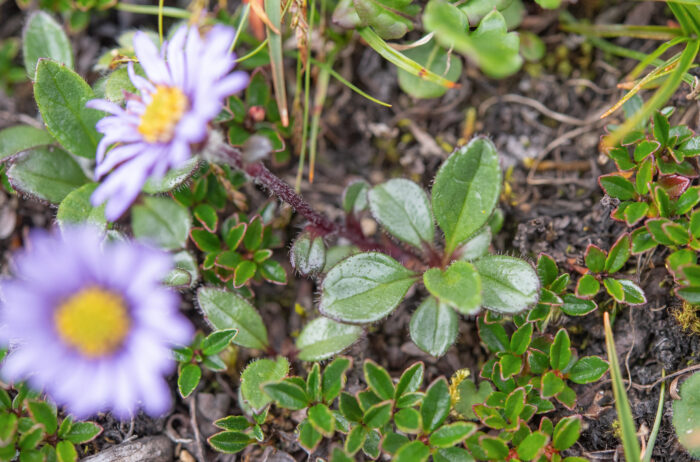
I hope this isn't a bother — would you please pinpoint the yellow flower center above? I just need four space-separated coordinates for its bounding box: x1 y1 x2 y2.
138 85 189 143
54 287 131 358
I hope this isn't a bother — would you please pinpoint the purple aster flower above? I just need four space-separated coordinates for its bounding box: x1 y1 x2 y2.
87 25 249 220
0 226 193 419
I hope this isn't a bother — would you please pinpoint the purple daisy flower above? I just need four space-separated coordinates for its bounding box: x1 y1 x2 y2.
87 25 249 220
0 226 193 419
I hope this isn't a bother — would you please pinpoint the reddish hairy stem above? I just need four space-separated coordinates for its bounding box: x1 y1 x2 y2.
218 144 418 263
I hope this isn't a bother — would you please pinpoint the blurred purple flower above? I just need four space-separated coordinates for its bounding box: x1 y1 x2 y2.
0 226 193 419
87 25 248 220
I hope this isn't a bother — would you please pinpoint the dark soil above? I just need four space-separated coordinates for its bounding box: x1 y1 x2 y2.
2 0 700 461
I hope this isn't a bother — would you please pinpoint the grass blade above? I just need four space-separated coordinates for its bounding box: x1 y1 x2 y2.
309 57 391 107
265 0 289 126
561 23 681 40
603 312 642 462
357 27 459 90
642 371 665 462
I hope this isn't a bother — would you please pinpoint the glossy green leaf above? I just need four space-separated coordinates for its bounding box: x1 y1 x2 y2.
131 196 191 249
619 279 646 305
368 178 435 249
320 252 417 323
459 226 492 261
345 424 367 455
27 400 57 434
584 245 606 273
576 274 600 298
604 277 625 303
395 362 424 399
207 431 254 453
605 233 631 273
517 431 549 461
197 287 269 349
395 408 422 434
474 255 540 313
363 400 392 428
233 260 256 288
296 317 362 362
214 416 251 431
421 378 451 432
363 360 395 400
432 137 501 254
56 440 77 462
23 12 73 78
553 416 581 451
178 364 202 398
7 146 87 202
560 294 597 316
599 174 636 200
568 357 609 384
62 422 101 444
550 329 572 371
424 261 481 314
537 253 558 286
308 403 335 437
34 59 102 159
395 441 430 462
410 297 458 357
322 357 352 403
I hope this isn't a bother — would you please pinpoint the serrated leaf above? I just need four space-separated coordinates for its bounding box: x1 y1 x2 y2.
368 178 434 249
197 287 269 349
296 317 362 361
34 59 102 159
319 252 417 323
474 255 539 313
131 196 191 249
410 297 458 357
432 137 501 254
23 12 73 78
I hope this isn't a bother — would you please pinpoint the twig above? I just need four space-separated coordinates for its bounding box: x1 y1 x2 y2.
479 94 604 126
189 396 206 462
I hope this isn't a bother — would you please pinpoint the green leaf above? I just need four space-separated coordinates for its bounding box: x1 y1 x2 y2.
345 425 367 454
363 400 392 428
510 322 533 355
474 255 540 313
178 364 201 398
550 329 572 371
560 294 597 316
542 371 565 398
201 329 238 356
395 441 430 462
381 431 408 455
604 277 625 303
23 12 73 78
434 447 476 462
395 362 424 399
142 157 199 194
214 416 251 431
131 197 191 249
7 146 87 202
194 203 218 233
19 424 45 450
433 137 501 254
259 259 287 285
576 274 600 298
190 228 221 253
636 158 653 195
62 421 101 444
319 252 417 323
296 317 362 362
477 315 509 353
56 183 107 229
452 378 493 420
397 41 462 99
395 408 422 433
568 357 608 384
330 447 354 462
424 261 481 314
599 174 636 200
307 404 335 437
633 140 660 162
424 2 522 78
0 125 54 162
342 180 369 214
363 360 395 400
517 431 549 461
480 435 509 459
410 297 458 357
537 253 558 286
233 260 256 288
673 372 700 458
243 216 263 251
240 357 289 413
27 400 57 434
499 354 523 379
458 226 492 261
430 422 477 448
421 377 451 432
352 0 417 39
56 440 77 462
368 178 435 249
306 363 321 403
584 245 606 273
290 232 326 276
605 233 631 273
553 416 581 451
198 287 269 350
339 392 363 422
207 431 254 453
322 357 352 403
34 59 102 159
619 279 646 305
623 202 649 226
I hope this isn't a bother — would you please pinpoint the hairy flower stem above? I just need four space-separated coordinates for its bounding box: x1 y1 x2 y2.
219 144 416 263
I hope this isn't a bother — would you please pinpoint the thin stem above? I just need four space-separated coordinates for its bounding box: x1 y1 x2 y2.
230 4 250 53
115 3 192 19
158 0 164 46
